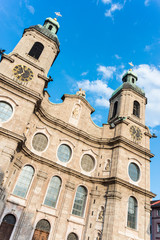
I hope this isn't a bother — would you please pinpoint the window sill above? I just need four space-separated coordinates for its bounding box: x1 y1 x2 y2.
68 215 85 226
7 194 26 207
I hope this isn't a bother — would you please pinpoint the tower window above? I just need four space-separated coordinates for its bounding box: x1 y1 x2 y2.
112 101 118 118
133 101 140 118
132 78 134 83
127 196 137 229
48 25 53 30
28 42 44 60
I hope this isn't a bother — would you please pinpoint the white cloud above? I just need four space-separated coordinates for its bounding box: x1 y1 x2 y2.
144 0 150 6
115 54 121 59
78 79 113 98
131 64 160 127
81 71 88 76
105 3 124 17
92 114 103 122
97 65 116 79
95 98 110 107
101 0 112 4
24 0 35 14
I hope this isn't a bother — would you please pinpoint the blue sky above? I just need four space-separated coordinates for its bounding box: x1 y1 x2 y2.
0 0 160 198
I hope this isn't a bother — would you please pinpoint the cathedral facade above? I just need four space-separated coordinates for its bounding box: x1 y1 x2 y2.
0 17 155 240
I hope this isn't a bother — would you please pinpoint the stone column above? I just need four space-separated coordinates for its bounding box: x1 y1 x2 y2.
53 180 75 240
102 189 122 240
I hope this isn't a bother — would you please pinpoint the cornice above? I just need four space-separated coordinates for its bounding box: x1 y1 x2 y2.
36 107 153 158
20 145 155 198
11 53 45 72
61 94 95 113
1 54 14 63
0 73 42 102
0 127 25 142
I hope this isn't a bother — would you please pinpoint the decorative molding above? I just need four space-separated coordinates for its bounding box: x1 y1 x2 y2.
65 181 75 191
36 108 154 159
1 54 14 63
0 73 42 103
37 170 48 180
11 53 44 72
0 127 25 143
21 145 155 198
106 190 122 200
13 157 23 170
90 190 100 197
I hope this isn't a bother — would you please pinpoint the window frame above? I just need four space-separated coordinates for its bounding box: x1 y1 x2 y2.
157 223 160 233
0 213 17 240
127 159 141 185
12 164 35 199
57 144 72 163
112 101 118 118
31 132 49 153
28 42 44 60
43 175 62 209
127 196 138 230
80 152 97 174
67 232 79 240
133 100 140 118
0 97 16 124
128 162 140 182
71 185 88 218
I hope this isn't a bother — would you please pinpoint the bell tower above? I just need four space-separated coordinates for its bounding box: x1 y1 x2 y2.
0 17 60 94
108 69 146 126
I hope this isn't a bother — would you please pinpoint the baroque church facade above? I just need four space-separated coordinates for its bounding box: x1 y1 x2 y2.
0 17 155 240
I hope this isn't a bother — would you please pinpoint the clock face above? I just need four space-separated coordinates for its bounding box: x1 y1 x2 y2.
130 125 142 141
13 65 33 82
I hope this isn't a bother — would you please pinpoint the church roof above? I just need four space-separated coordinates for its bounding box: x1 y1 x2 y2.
25 24 60 47
111 82 145 98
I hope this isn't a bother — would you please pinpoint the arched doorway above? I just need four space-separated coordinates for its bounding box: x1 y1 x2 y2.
0 214 16 240
32 219 50 240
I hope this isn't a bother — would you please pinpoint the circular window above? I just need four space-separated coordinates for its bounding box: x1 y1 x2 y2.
0 101 13 122
57 144 72 162
32 133 48 152
128 163 140 182
81 154 95 172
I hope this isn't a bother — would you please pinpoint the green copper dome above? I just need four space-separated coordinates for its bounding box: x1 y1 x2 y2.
111 69 145 98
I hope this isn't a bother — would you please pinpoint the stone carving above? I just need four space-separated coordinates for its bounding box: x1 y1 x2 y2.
105 159 110 171
98 206 104 221
76 88 86 98
72 104 81 119
97 230 102 240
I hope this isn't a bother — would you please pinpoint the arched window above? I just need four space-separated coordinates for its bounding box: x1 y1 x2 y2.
44 176 61 208
13 165 34 198
28 42 44 60
72 186 87 217
133 101 140 118
0 101 13 122
67 232 79 240
48 25 53 30
112 101 118 118
127 196 138 229
32 219 50 240
0 214 16 240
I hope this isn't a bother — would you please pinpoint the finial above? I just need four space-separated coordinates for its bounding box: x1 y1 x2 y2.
53 18 57 21
128 62 134 70
76 88 86 98
55 12 62 17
